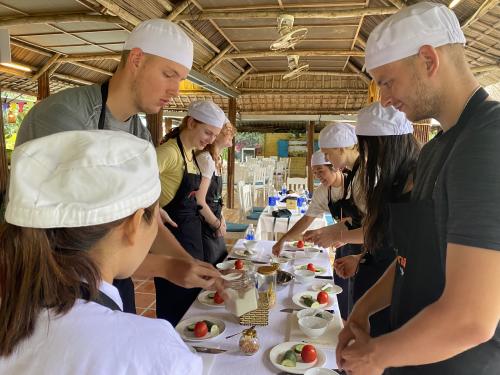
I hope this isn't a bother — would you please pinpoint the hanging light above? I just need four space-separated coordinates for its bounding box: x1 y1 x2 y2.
7 110 16 123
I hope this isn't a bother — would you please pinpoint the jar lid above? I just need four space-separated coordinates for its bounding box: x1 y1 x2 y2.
257 265 277 275
243 327 257 338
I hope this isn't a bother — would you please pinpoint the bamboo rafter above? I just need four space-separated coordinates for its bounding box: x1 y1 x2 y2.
0 14 125 27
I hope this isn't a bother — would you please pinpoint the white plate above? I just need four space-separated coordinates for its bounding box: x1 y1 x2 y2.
292 291 333 310
269 341 326 374
311 282 343 295
233 248 256 258
286 241 314 250
175 316 226 342
197 290 225 308
216 259 252 271
294 264 326 275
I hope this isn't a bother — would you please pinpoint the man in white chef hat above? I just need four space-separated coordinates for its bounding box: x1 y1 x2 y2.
336 2 500 375
15 19 222 314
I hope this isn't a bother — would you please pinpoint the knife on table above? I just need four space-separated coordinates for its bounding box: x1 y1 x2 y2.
191 346 227 354
227 257 268 264
315 275 334 280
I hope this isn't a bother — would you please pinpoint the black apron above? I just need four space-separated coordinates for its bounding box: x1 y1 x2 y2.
80 283 122 312
98 81 137 314
327 160 363 320
387 88 500 374
202 169 227 265
154 136 204 325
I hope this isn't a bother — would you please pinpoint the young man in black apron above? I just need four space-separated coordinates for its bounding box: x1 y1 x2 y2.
337 3 500 375
15 19 222 313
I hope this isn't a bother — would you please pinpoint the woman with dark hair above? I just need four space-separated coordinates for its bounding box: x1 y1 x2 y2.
195 120 237 265
308 103 420 336
0 131 202 374
155 100 226 325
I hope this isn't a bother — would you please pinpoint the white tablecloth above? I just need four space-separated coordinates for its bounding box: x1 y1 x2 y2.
180 240 342 374
255 205 328 240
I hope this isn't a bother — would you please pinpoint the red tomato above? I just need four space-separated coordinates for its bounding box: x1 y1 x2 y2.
194 321 208 337
235 259 244 270
301 344 317 363
297 240 305 249
307 263 316 272
317 291 329 304
214 292 224 304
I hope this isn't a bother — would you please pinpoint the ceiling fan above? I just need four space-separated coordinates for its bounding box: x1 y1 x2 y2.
270 15 308 51
282 55 309 81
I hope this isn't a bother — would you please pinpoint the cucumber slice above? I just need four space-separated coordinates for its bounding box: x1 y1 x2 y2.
310 301 321 308
207 292 215 299
187 323 196 332
210 324 219 336
204 320 214 330
281 350 297 367
294 344 305 354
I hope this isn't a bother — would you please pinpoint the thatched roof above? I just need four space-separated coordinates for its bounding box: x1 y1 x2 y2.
0 0 499 126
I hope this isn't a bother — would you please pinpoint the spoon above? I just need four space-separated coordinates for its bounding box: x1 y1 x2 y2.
225 325 256 339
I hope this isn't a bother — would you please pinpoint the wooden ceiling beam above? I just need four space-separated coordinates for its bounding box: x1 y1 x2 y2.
204 2 366 11
204 45 233 72
224 50 365 60
246 71 359 78
94 0 140 26
65 61 114 76
220 24 360 30
166 0 190 21
232 67 253 87
347 61 371 85
31 53 62 81
461 0 498 30
175 7 398 21
59 53 121 62
239 89 367 95
0 14 125 27
471 63 500 74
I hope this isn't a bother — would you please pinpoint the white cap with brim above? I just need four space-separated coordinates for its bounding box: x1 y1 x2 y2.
188 100 226 129
5 130 161 228
366 2 465 71
319 122 358 149
311 150 332 167
356 102 413 136
124 19 193 70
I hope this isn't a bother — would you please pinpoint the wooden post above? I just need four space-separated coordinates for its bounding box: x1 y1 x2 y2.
37 72 50 100
306 121 315 193
227 97 237 208
164 117 173 136
146 109 163 147
0 91 8 212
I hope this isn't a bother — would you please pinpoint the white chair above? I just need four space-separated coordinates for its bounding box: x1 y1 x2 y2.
287 177 307 193
251 166 267 204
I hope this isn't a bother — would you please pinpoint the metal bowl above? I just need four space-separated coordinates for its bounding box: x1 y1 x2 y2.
276 269 294 290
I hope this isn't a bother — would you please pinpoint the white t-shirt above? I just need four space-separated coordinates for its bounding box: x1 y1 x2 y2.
196 151 219 178
306 184 343 218
306 169 366 218
0 282 202 375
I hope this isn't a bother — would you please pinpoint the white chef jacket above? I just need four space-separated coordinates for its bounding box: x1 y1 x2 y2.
0 282 202 375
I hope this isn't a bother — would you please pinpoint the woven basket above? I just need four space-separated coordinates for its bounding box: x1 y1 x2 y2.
239 293 270 326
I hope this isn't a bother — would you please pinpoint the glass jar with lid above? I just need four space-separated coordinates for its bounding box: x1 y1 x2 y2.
256 265 278 308
223 270 258 317
239 326 260 355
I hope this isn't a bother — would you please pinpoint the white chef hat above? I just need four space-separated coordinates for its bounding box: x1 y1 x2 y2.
366 2 465 71
124 19 193 70
5 130 160 229
311 150 332 167
319 122 358 149
356 102 413 136
187 100 226 128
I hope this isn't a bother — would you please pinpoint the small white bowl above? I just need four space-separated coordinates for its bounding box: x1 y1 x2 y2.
216 260 235 270
304 247 321 259
298 316 328 338
294 269 315 284
244 240 259 251
297 308 334 323
304 368 340 375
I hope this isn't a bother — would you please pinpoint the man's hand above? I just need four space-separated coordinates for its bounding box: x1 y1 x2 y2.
304 220 348 248
336 315 371 369
341 324 384 375
215 218 226 238
159 207 178 228
272 239 285 256
164 257 221 289
335 254 362 279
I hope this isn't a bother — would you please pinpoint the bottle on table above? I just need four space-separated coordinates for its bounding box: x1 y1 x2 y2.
281 183 287 195
245 224 255 241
